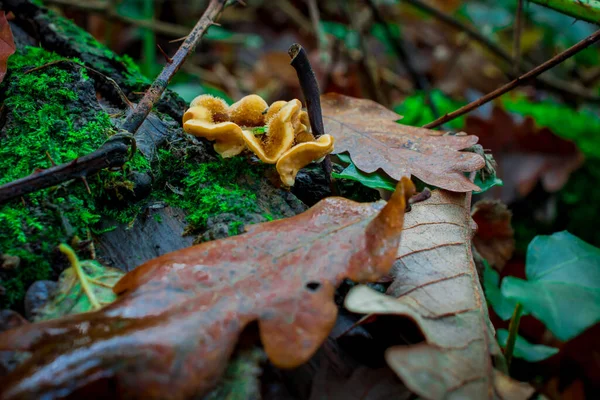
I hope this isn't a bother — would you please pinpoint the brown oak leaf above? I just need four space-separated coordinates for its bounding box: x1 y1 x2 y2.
321 93 485 192
0 11 15 84
0 179 415 400
472 200 515 271
345 189 534 399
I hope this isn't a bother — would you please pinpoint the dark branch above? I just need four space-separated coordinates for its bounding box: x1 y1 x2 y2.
288 43 325 138
0 138 129 204
288 43 333 188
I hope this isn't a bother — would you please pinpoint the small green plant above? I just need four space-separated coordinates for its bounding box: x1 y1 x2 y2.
485 231 600 367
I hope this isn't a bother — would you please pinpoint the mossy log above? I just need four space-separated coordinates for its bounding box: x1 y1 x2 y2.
0 0 307 310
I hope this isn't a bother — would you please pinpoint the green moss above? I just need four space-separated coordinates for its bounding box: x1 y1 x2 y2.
46 10 150 89
0 46 146 308
155 149 264 234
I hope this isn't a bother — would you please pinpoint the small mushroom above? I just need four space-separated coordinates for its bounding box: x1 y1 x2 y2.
229 94 268 127
276 134 335 186
189 95 230 122
183 96 246 158
242 99 302 163
265 100 287 122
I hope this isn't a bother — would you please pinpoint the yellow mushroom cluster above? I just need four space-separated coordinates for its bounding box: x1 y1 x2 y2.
183 94 334 186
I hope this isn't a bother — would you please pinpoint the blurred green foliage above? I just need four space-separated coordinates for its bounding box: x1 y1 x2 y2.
500 231 600 341
496 329 559 362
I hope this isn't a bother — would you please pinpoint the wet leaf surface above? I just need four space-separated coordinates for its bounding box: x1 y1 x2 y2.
0 179 414 399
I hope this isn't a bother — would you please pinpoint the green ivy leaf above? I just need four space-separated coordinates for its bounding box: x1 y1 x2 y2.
496 329 559 362
332 153 397 192
35 259 125 321
501 231 600 341
474 172 503 195
334 153 498 194
483 261 517 320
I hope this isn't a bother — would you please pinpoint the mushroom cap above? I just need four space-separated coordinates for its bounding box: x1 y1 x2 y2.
229 94 268 127
183 99 245 158
184 118 246 158
276 134 335 186
241 99 301 164
265 100 287 122
189 95 230 123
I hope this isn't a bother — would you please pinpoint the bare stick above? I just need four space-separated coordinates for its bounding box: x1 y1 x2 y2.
0 0 228 204
423 28 600 129
404 0 600 102
513 0 524 76
0 137 130 204
121 0 227 134
288 43 334 187
289 44 325 138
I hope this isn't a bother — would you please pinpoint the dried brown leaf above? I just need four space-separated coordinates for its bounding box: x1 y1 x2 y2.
472 200 515 271
321 93 485 192
345 190 534 399
0 11 15 84
0 180 415 399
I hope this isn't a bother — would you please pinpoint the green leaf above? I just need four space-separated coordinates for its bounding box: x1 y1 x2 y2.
502 95 600 158
332 153 397 192
394 90 467 130
203 347 266 400
321 21 360 51
501 231 600 340
250 126 267 135
496 329 559 362
483 261 518 320
35 260 125 321
474 172 503 195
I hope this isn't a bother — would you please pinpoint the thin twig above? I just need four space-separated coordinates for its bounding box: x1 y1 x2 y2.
0 0 228 204
343 0 389 106
43 0 244 43
307 0 329 65
513 0 524 76
121 0 227 134
423 28 600 129
404 0 600 102
288 43 334 188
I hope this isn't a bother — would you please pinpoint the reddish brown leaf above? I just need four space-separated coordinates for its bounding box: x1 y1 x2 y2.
321 93 485 192
472 200 515 271
345 189 534 399
0 179 415 399
465 106 584 202
0 11 15 84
